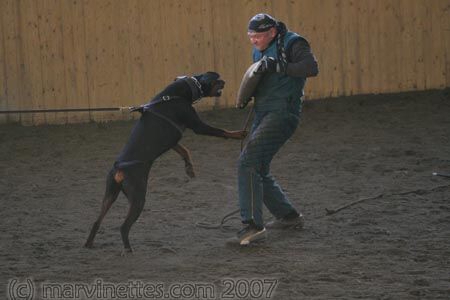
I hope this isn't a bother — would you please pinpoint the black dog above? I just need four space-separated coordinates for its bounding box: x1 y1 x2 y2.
84 72 246 253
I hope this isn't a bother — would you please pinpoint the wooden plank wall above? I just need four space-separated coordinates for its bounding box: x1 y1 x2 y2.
1 0 449 125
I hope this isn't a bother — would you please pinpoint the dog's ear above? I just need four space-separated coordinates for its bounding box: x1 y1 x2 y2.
174 75 188 81
194 72 220 85
202 72 220 81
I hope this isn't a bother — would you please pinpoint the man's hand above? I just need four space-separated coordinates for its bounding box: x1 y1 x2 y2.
224 130 248 139
255 56 286 74
236 98 253 109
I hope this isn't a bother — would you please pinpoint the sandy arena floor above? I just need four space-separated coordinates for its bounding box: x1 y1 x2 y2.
1 89 449 299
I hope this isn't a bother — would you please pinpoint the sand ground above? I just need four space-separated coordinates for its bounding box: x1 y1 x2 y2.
1 89 449 299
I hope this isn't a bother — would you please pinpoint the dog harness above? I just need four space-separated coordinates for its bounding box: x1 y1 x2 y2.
175 76 203 103
128 76 204 134
130 76 203 114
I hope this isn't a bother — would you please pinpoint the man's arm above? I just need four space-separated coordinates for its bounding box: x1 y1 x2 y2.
285 38 319 78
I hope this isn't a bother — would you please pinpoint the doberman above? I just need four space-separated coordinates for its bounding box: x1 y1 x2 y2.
84 72 246 253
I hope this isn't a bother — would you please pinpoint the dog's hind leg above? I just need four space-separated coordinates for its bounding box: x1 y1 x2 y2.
120 179 147 254
84 169 122 248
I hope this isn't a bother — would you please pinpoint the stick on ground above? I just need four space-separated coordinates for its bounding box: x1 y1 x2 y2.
325 193 384 215
326 184 450 216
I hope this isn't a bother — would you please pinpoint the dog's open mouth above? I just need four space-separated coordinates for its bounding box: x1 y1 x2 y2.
212 80 225 97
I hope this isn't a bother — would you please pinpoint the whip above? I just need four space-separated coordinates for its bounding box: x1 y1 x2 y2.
240 105 254 151
195 106 254 230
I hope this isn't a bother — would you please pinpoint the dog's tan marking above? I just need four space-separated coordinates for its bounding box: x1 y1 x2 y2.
114 170 124 183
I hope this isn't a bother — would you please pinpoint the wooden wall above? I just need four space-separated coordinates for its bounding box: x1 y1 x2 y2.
1 0 449 125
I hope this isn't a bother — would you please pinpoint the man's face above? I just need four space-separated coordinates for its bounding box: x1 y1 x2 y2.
248 27 277 51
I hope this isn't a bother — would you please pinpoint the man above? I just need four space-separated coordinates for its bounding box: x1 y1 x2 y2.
233 14 319 245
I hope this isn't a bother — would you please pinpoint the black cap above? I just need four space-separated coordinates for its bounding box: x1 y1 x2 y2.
248 13 277 32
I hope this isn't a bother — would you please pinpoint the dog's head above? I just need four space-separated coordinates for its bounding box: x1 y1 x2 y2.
193 72 225 98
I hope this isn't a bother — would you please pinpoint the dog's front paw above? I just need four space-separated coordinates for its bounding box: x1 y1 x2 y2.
185 164 196 178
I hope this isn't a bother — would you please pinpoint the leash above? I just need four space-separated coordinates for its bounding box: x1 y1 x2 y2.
195 106 254 230
195 209 241 231
5 102 254 231
0 107 131 114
